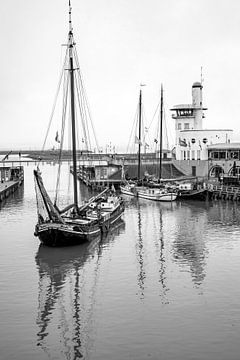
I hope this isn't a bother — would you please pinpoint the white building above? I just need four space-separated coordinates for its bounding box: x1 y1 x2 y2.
171 82 233 162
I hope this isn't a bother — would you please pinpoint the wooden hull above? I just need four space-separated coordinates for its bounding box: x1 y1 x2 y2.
120 185 136 197
177 188 208 201
35 202 125 247
120 185 177 202
35 222 100 246
137 190 177 202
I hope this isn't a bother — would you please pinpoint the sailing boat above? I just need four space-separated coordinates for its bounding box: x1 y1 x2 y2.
120 85 177 202
34 2 124 246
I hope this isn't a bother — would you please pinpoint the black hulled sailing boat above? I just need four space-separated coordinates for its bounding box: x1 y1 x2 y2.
34 2 124 246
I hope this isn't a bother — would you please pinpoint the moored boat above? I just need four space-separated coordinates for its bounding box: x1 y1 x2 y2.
177 182 208 200
34 2 124 247
120 182 177 201
121 85 176 202
34 169 124 246
136 186 177 201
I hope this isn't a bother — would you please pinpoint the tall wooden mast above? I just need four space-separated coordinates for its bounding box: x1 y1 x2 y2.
137 89 142 180
68 0 78 212
159 84 163 181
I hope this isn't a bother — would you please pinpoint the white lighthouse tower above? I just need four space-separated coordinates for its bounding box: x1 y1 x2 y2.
192 81 204 129
171 81 207 147
171 82 232 162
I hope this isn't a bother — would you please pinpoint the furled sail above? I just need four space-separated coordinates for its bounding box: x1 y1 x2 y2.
34 169 64 224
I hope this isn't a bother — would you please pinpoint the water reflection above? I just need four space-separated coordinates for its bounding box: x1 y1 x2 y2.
154 207 169 304
35 220 125 359
0 184 24 213
136 203 146 299
208 200 240 228
172 201 208 287
134 200 176 302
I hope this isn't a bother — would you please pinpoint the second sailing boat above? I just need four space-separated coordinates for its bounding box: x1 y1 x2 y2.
120 85 177 202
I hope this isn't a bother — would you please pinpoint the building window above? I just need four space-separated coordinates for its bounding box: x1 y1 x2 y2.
183 151 186 160
209 165 224 178
191 150 195 160
187 150 190 160
197 150 201 160
184 123 190 130
191 138 196 144
219 151 226 159
230 151 239 159
177 123 182 130
203 138 208 144
229 165 240 177
100 167 108 178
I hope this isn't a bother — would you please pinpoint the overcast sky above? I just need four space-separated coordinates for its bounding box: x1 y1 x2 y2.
1 0 240 151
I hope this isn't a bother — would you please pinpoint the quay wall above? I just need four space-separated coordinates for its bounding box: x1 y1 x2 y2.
173 159 209 178
0 180 23 202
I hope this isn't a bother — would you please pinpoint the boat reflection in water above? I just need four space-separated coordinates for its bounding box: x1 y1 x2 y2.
172 201 209 287
134 199 177 302
35 219 125 359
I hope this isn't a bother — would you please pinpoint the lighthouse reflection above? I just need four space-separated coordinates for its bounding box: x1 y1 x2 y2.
35 219 125 360
172 201 208 286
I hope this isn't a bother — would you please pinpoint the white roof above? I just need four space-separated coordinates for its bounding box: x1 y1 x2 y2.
207 143 240 150
180 129 232 133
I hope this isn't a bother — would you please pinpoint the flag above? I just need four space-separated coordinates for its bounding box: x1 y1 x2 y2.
135 136 142 145
179 138 187 147
111 184 116 192
199 140 202 150
145 142 149 148
55 131 60 143
154 138 158 144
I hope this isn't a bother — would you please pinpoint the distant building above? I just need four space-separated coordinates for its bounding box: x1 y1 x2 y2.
171 82 233 177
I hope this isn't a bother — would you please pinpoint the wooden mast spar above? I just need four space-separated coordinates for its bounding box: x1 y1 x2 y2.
68 0 79 213
159 84 163 181
137 89 142 181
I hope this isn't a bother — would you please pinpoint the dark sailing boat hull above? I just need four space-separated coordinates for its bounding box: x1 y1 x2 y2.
35 202 125 247
35 224 101 247
177 189 208 201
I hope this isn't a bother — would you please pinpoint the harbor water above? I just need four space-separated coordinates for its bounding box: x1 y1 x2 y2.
0 163 240 360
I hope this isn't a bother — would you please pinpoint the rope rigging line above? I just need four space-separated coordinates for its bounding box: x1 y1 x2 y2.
148 101 160 131
40 49 68 158
126 105 139 154
54 71 69 206
141 106 148 149
163 107 169 150
75 71 91 151
73 46 100 152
